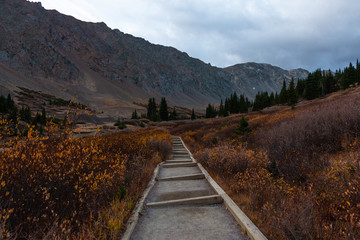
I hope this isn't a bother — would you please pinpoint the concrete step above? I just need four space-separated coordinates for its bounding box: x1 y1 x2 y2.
163 162 197 168
165 159 192 163
146 195 223 207
158 166 202 178
167 158 192 161
156 173 205 181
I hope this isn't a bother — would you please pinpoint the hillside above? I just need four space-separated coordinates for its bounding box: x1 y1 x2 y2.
0 0 308 116
166 86 360 240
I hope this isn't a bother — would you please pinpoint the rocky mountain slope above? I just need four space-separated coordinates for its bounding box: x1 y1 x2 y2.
0 0 308 116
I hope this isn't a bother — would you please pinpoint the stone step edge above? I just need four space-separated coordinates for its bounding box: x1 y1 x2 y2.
197 162 268 240
146 194 223 207
165 159 193 163
156 173 205 181
162 162 197 168
121 163 161 240
178 136 268 240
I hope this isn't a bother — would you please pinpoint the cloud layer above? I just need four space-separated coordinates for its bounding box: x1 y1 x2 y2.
36 0 360 71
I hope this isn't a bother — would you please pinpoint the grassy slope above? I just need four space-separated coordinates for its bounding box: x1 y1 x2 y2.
168 87 360 240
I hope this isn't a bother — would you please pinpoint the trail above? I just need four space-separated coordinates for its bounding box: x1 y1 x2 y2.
123 136 267 240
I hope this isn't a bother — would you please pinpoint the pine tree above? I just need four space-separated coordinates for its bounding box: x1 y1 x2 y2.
296 79 306 98
279 80 287 104
0 95 6 113
218 100 225 116
8 107 18 123
235 116 251 135
147 98 158 121
239 94 248 113
159 97 169 121
41 108 47 125
20 106 32 123
323 71 336 94
287 78 298 106
269 92 275 105
224 98 230 116
205 104 216 118
305 72 319 100
229 93 239 114
169 107 177 120
131 109 138 119
191 108 196 120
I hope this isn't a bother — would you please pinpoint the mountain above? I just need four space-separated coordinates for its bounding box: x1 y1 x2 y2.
0 0 308 116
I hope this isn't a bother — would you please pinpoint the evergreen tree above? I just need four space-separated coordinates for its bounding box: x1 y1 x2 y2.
305 72 319 100
229 92 239 114
296 79 306 98
6 94 14 111
147 98 158 121
0 95 6 113
218 100 225 116
235 116 251 135
19 106 32 123
8 107 18 123
224 98 230 116
239 94 248 113
191 108 196 120
169 107 177 120
41 108 47 125
279 80 287 104
131 109 138 119
159 97 169 121
269 92 275 106
287 78 298 106
205 104 216 118
274 92 280 104
322 71 336 94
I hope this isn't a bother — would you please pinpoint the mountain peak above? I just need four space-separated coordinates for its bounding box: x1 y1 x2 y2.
0 0 308 116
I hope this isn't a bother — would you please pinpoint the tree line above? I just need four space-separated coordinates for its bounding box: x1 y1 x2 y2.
134 59 360 121
206 59 360 117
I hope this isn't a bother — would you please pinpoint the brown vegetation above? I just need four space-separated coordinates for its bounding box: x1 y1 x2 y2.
0 123 171 239
169 88 360 240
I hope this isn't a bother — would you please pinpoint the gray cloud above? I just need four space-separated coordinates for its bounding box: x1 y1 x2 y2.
36 0 360 71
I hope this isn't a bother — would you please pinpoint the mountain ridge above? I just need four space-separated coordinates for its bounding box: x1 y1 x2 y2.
0 0 308 116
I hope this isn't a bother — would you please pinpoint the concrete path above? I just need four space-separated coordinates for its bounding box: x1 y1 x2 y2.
124 136 266 240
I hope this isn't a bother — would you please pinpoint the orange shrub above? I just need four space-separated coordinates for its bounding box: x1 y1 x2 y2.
0 125 171 239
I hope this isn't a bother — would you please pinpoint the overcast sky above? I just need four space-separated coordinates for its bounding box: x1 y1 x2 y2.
33 0 360 71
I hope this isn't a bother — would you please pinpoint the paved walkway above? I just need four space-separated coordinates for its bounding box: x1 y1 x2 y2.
129 136 250 240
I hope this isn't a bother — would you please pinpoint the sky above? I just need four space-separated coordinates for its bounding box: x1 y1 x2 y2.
33 0 360 71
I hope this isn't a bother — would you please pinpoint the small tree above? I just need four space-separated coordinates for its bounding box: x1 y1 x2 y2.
159 97 169 121
114 118 126 129
235 116 251 135
287 78 298 106
147 98 158 121
131 109 138 119
41 108 47 125
20 106 32 123
169 107 177 120
191 108 196 120
205 104 216 118
279 80 287 104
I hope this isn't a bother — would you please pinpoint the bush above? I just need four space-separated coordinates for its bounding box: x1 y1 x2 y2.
0 125 171 238
235 116 251 135
114 119 126 129
257 97 360 181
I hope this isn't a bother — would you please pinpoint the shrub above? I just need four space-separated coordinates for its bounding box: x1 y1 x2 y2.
0 124 171 238
235 116 251 135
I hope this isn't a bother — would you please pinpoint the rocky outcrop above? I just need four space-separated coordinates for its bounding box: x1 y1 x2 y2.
0 0 308 116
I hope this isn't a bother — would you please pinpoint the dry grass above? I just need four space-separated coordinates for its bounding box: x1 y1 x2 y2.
0 123 171 239
169 87 360 240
